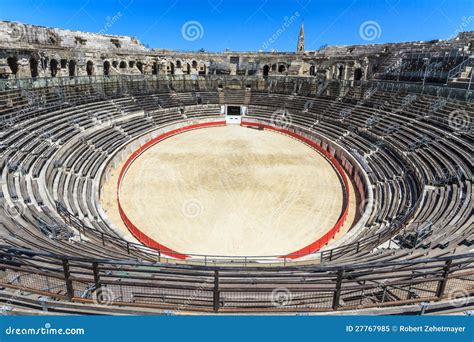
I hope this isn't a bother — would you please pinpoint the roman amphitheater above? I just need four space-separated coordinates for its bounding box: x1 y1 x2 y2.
0 21 472 314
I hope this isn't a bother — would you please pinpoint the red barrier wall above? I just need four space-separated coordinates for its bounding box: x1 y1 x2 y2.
240 121 350 259
117 121 226 259
117 120 350 260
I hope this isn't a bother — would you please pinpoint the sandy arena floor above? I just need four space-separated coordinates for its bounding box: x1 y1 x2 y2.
101 125 348 256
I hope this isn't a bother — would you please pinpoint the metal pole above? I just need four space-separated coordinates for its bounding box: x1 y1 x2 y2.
92 261 103 301
468 67 473 92
62 259 74 301
92 262 101 292
422 57 429 87
332 269 344 310
213 270 220 312
436 259 452 299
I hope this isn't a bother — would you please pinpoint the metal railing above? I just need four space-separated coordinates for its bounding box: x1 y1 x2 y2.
447 55 474 80
0 74 472 99
0 245 472 313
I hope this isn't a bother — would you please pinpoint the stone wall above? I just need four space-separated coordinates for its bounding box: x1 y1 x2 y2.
0 20 472 82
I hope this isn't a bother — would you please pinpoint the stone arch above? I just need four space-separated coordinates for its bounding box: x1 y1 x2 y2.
186 63 191 74
278 64 286 73
191 60 198 69
119 61 127 69
309 65 316 76
103 61 111 76
112 61 118 68
176 60 182 68
152 62 158 75
198 63 206 75
68 60 76 76
7 56 18 76
136 61 143 73
30 57 39 78
337 64 344 79
354 67 363 81
169 62 175 75
50 59 59 77
86 61 94 75
263 65 270 76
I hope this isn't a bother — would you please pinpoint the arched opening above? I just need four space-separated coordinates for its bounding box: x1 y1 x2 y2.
119 61 127 69
354 68 363 81
263 65 270 76
338 65 344 80
169 62 175 75
128 61 135 68
7 57 18 76
112 61 118 68
176 60 182 69
186 63 191 74
50 59 59 77
152 62 158 75
191 60 198 69
271 64 277 71
198 64 206 75
30 58 39 78
136 61 143 73
309 65 316 76
278 64 286 73
86 61 94 76
68 60 76 76
103 61 110 76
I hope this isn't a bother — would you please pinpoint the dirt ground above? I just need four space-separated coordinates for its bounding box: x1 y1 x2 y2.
101 125 355 256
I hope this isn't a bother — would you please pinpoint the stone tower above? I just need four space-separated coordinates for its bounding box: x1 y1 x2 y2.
297 21 304 52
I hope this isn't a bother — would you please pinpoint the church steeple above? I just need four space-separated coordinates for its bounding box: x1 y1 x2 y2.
297 21 304 53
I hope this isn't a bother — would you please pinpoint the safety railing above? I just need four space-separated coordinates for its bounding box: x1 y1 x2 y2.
0 75 472 99
0 245 472 313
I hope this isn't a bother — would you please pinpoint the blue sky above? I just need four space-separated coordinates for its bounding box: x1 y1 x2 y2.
0 0 473 51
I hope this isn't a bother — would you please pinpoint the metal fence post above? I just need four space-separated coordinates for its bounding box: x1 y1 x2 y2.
213 270 220 313
92 262 101 291
332 269 344 310
436 259 452 299
62 259 74 301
